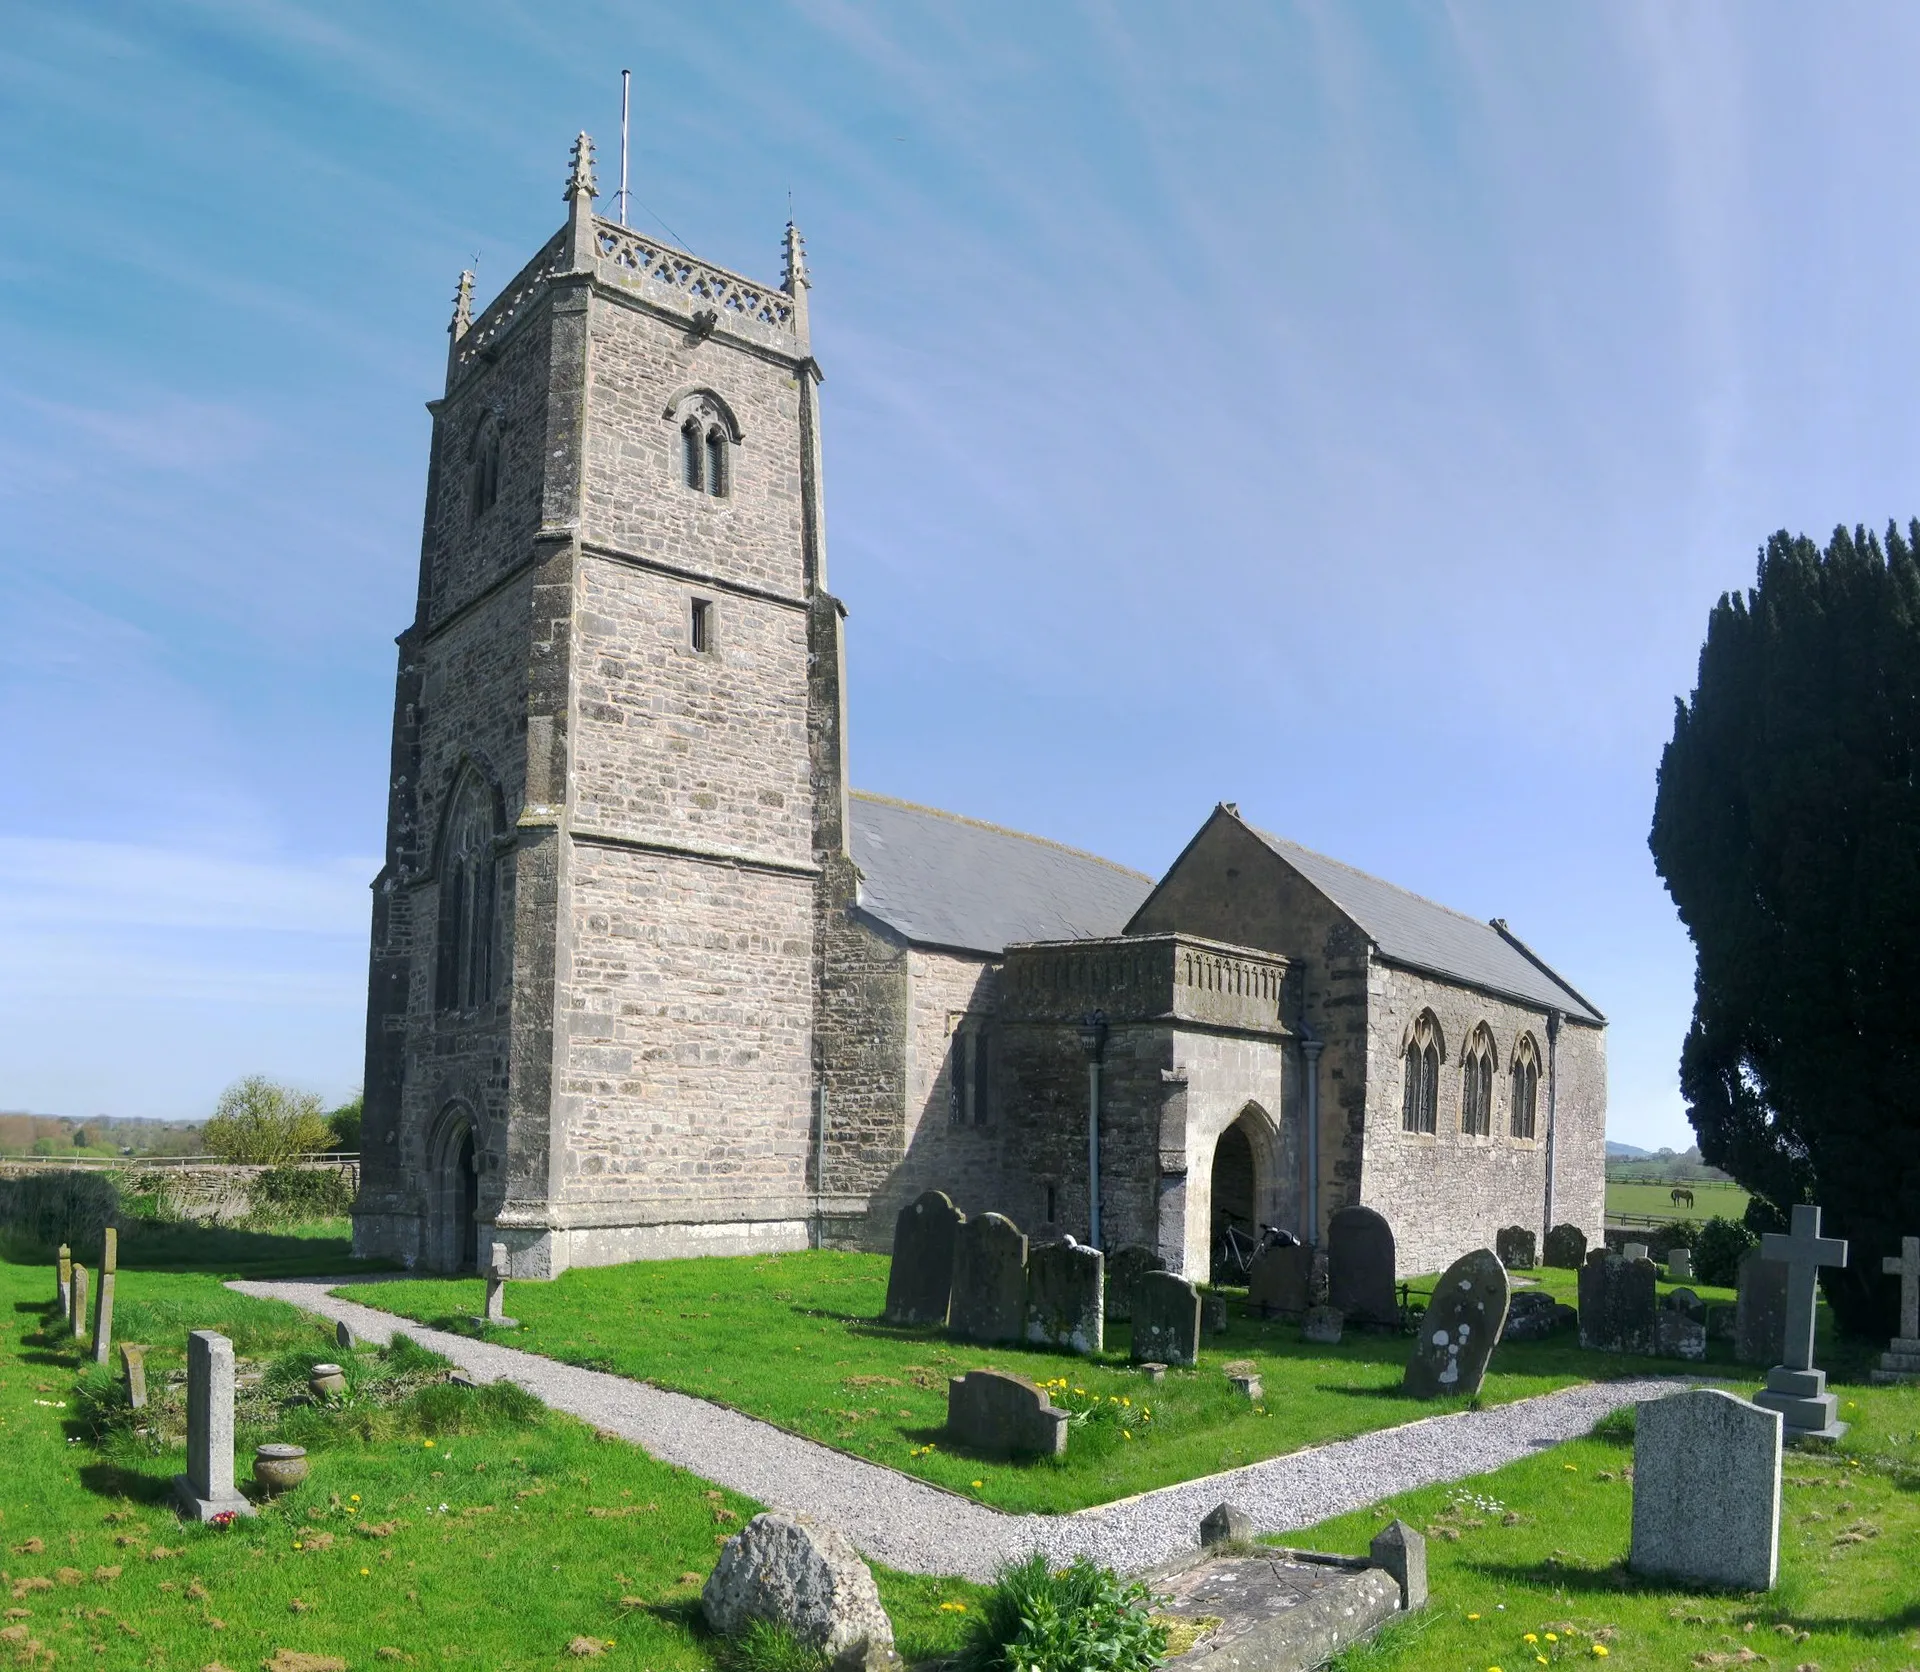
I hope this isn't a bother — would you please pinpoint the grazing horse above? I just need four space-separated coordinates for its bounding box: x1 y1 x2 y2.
1670 1187 1695 1209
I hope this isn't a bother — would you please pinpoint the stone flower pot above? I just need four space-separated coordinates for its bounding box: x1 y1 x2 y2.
308 1363 348 1400
253 1443 309 1494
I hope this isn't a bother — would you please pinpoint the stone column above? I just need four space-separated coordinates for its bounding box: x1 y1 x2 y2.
92 1228 117 1366
172 1330 254 1520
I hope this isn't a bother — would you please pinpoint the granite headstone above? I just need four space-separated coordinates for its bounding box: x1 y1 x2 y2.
1495 1226 1536 1270
1735 1246 1789 1366
1247 1242 1311 1318
1629 1387 1780 1592
946 1369 1068 1459
174 1329 255 1520
1577 1248 1657 1354
883 1190 965 1327
1542 1222 1588 1270
1104 1244 1166 1322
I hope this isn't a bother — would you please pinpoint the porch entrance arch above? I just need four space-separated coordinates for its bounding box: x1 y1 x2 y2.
425 1103 481 1273
1204 1101 1301 1278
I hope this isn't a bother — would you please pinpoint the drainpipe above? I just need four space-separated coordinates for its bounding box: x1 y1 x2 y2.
813 1083 828 1249
1543 1010 1562 1238
1078 1011 1109 1249
1300 1033 1323 1244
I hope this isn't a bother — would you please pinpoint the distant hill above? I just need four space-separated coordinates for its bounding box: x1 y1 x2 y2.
0 1112 201 1159
1605 1140 1653 1159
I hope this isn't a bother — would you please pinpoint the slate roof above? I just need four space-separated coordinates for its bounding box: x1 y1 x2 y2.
1241 818 1604 1023
848 792 1154 956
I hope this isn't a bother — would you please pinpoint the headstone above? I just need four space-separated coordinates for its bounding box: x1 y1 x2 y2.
1622 1241 1650 1263
1735 1246 1789 1365
1873 1234 1920 1384
1300 1305 1344 1345
1667 1246 1694 1281
91 1228 117 1366
1653 1307 1706 1362
1706 1302 1736 1342
1200 1290 1229 1335
882 1191 964 1327
1200 1503 1254 1547
1404 1248 1509 1398
1752 1204 1848 1442
335 1319 359 1352
120 1344 148 1411
1501 1290 1575 1342
1664 1286 1705 1322
1576 1248 1657 1354
1025 1238 1103 1354
1246 1242 1312 1318
1227 1370 1262 1400
173 1330 255 1521
482 1242 518 1328
1629 1388 1780 1592
1326 1207 1396 1327
1139 1362 1166 1383
69 1265 87 1342
1369 1521 1427 1610
1104 1244 1166 1322
703 1511 895 1661
1132 1270 1201 1368
57 1243 71 1314
945 1369 1067 1459
1542 1222 1587 1269
1495 1226 1536 1270
947 1213 1028 1346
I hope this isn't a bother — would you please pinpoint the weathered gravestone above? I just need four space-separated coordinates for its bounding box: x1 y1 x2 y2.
335 1319 359 1352
1654 1291 1707 1361
69 1264 87 1342
1327 1207 1396 1328
1025 1238 1103 1354
1370 1519 1428 1610
1502 1290 1575 1342
1247 1242 1311 1318
1667 1246 1694 1281
481 1242 518 1328
1104 1244 1166 1322
1405 1248 1509 1398
1200 1503 1254 1547
946 1369 1068 1459
1301 1305 1344 1345
1622 1241 1651 1263
92 1227 117 1366
1735 1246 1789 1366
1629 1387 1780 1592
1874 1235 1920 1384
1577 1248 1657 1354
1542 1222 1587 1269
120 1343 148 1412
1133 1270 1201 1368
173 1330 254 1520
704 1511 895 1662
1752 1204 1848 1442
1495 1225 1536 1270
883 1190 964 1327
1200 1290 1229 1335
948 1212 1027 1346
56 1243 70 1314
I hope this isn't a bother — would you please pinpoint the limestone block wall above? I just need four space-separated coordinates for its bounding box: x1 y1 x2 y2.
1162 1030 1300 1276
1359 962 1605 1277
813 888 909 1222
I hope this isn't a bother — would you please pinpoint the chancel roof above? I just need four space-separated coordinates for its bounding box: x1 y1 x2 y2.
1240 818 1604 1024
848 792 1153 956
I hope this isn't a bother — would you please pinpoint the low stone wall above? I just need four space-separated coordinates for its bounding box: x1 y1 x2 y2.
0 1157 359 1224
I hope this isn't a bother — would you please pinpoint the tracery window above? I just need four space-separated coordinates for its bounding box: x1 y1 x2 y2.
1461 1024 1496 1137
668 389 737 499
436 769 499 1012
470 416 502 518
1511 1033 1541 1140
1401 1011 1441 1135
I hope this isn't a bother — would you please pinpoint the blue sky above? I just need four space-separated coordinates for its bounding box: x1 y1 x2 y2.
5 3 1918 1145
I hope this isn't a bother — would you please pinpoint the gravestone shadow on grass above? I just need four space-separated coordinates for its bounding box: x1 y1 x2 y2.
76 1460 178 1507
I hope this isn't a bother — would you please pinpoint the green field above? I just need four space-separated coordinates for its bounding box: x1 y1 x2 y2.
1604 1178 1750 1223
344 1250 1764 1517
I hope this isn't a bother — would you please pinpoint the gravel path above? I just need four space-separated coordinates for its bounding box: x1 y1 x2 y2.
233 1277 1679 1582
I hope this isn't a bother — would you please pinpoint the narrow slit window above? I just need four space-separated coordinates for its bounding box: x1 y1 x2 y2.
705 428 728 497
1045 1183 1058 1223
972 1030 990 1126
682 420 704 491
949 1030 969 1126
690 598 713 654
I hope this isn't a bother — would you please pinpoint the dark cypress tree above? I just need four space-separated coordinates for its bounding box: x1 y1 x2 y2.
1650 523 1920 1337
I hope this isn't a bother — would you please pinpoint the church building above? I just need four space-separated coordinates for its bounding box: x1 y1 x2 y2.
351 137 1606 1281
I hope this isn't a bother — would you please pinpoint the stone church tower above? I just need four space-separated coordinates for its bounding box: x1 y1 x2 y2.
353 135 850 1275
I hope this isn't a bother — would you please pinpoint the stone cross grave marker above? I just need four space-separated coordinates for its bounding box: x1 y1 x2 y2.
120 1344 148 1412
92 1227 118 1365
70 1264 87 1342
57 1243 70 1314
1405 1247 1509 1398
174 1330 255 1520
1025 1237 1103 1354
482 1242 518 1328
1753 1204 1848 1442
1735 1247 1789 1365
946 1368 1068 1459
1872 1234 1920 1384
1327 1206 1397 1327
1629 1387 1780 1592
883 1190 965 1327
948 1213 1028 1346
1132 1270 1201 1368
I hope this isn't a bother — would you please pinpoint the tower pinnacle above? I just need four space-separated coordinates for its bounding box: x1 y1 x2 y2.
566 132 598 203
449 270 474 340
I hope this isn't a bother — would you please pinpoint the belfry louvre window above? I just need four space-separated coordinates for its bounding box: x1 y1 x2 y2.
436 771 499 1012
1402 1012 1441 1134
682 420 704 490
1511 1034 1541 1139
1461 1025 1495 1137
679 418 730 498
704 428 729 497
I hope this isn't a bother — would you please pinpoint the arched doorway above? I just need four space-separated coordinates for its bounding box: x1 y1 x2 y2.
454 1127 479 1272
1203 1102 1301 1281
1211 1121 1256 1246
425 1104 481 1272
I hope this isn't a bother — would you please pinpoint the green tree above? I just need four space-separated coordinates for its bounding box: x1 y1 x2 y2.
1650 523 1920 1336
202 1075 332 1166
325 1092 363 1153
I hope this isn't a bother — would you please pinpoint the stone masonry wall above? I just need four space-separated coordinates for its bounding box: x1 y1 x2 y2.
813 884 909 1220
881 947 1000 1230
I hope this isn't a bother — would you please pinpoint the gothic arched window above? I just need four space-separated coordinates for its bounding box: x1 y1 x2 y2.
704 426 729 498
1511 1033 1541 1140
664 387 742 500
470 416 502 519
1401 1011 1442 1135
436 769 499 1012
1461 1024 1496 1137
681 419 704 491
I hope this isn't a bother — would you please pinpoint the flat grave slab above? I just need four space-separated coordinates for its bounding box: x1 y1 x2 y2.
1146 1547 1403 1671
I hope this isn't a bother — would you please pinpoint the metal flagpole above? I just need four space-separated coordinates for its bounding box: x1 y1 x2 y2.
618 69 631 227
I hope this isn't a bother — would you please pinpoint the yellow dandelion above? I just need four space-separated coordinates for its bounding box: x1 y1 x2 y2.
293 1541 304 1550
423 1439 435 1448
360 1568 370 1576
1545 1634 1558 1644
971 1480 983 1489
1121 1396 1131 1406
350 1494 360 1502
1467 1613 1480 1621
1122 1430 1132 1440
1524 1634 1538 1644
1074 1388 1085 1395
1563 1463 1577 1472
1591 1649 1608 1659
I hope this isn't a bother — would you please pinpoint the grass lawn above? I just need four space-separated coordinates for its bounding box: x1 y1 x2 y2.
1306 1381 1920 1672
1605 1180 1751 1224
0 1244 978 1671
343 1252 1756 1517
